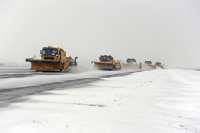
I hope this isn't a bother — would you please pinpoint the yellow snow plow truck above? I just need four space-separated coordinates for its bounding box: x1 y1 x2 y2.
143 60 154 69
123 58 139 69
154 62 163 69
26 46 78 72
91 55 121 70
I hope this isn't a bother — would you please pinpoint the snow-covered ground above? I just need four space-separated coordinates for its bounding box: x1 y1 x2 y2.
0 69 200 133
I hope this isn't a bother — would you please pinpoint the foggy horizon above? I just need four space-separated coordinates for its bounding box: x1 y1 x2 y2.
0 0 200 68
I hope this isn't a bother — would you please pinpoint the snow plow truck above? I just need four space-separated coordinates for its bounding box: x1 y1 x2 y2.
26 46 78 72
154 62 164 69
143 60 154 69
123 58 140 69
91 55 121 70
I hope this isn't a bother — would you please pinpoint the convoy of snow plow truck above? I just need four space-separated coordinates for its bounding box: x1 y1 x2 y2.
26 46 164 72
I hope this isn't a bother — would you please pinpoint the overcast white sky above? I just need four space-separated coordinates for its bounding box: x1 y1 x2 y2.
0 0 200 68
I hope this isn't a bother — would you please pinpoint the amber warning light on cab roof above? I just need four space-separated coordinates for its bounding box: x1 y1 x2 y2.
101 55 111 56
43 46 59 48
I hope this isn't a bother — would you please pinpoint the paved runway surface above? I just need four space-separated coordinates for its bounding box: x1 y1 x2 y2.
0 67 142 108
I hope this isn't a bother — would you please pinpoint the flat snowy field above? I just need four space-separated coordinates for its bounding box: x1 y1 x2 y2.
0 69 200 133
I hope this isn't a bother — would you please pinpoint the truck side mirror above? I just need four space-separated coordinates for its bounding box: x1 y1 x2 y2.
99 57 101 60
40 50 42 54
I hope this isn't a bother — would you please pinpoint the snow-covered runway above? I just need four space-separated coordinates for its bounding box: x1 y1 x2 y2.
0 69 200 133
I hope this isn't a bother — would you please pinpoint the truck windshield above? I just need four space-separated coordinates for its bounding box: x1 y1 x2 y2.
127 59 136 63
156 62 161 65
42 49 58 56
145 61 152 64
100 56 112 61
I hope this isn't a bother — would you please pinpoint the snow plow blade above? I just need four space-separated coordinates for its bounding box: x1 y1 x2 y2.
94 63 113 70
26 59 59 63
93 62 113 65
123 64 138 69
26 60 70 72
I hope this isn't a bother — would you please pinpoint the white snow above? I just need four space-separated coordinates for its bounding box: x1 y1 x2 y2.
0 69 200 133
